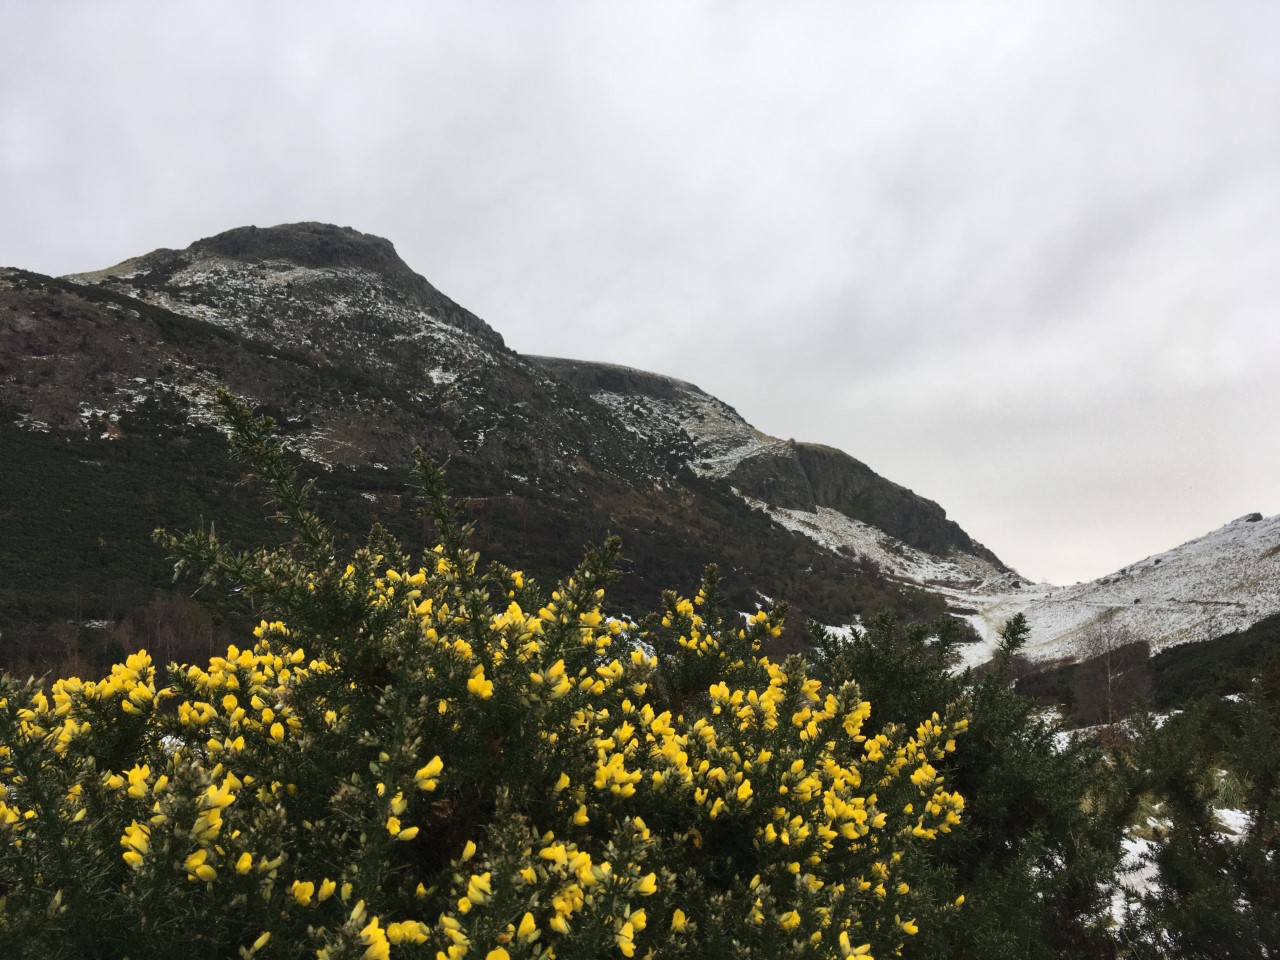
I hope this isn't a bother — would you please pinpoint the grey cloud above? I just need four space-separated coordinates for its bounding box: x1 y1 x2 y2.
2 0 1278 584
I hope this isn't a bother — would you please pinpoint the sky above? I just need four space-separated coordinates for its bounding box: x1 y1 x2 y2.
3 2 1278 585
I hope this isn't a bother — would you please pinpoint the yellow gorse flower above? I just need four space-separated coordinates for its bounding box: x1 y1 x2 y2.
467 665 495 700
415 755 444 791
119 821 149 867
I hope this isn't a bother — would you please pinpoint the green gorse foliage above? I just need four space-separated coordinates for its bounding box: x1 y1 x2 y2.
0 393 969 960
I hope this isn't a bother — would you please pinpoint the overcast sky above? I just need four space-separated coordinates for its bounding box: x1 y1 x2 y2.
4 1 1278 584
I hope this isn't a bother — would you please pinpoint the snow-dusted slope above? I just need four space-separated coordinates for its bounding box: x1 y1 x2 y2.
533 356 1004 568
965 512 1280 662
54 226 663 482
731 489 1278 667
67 258 497 463
742 497 1015 595
757 504 1279 668
530 358 775 477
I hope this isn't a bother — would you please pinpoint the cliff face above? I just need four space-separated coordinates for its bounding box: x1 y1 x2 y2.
532 357 694 403
723 442 817 513
721 442 1003 565
793 444 1004 565
535 357 1006 572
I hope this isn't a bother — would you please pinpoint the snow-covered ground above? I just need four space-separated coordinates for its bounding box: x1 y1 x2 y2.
1108 804 1256 930
1114 834 1161 916
970 513 1280 663
750 500 1280 667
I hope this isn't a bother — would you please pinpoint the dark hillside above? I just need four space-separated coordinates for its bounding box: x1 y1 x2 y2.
1 225 963 675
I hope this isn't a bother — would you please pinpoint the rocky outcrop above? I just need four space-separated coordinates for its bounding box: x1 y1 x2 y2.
196 223 504 348
720 441 1003 565
794 444 1003 564
192 222 410 275
532 356 696 403
531 357 1006 569
723 441 817 513
75 222 505 350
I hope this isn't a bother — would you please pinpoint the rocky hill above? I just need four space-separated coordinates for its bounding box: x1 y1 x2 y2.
1 222 1001 673
4 222 1276 679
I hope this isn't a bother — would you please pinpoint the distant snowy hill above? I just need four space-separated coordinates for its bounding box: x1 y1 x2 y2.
958 512 1280 666
736 490 1280 669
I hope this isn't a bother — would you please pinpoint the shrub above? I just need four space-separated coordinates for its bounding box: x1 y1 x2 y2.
0 394 967 960
812 613 1130 960
1120 669 1280 957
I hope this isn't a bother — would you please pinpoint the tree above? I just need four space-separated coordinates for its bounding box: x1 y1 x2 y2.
1121 677 1280 957
1074 613 1150 728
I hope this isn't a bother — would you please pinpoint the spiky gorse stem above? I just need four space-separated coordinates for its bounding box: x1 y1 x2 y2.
0 392 968 960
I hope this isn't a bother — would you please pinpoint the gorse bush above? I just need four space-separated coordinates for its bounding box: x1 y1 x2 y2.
812 613 1130 960
0 393 969 960
1119 669 1280 957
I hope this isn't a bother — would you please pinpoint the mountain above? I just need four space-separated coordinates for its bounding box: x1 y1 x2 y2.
1 222 998 673
4 222 1277 681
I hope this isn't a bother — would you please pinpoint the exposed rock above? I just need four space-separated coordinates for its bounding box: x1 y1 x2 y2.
793 443 1004 565
537 356 1005 568
724 443 818 513
532 356 696 403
